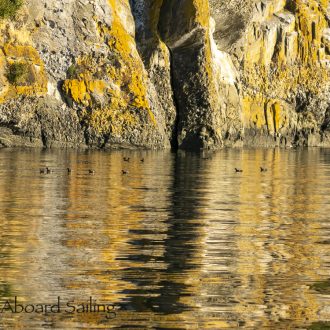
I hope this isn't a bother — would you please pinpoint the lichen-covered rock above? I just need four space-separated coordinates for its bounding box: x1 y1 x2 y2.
236 0 330 147
0 0 329 150
0 0 169 149
131 0 177 147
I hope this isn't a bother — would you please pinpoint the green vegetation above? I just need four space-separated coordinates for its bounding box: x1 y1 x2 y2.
311 279 330 294
0 0 22 19
67 64 78 79
6 62 29 85
308 322 330 330
66 63 90 79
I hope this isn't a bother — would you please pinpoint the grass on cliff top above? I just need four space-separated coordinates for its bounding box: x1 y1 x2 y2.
0 0 22 19
6 62 29 85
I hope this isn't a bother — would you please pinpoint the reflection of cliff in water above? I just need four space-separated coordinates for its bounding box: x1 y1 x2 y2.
0 149 329 329
117 153 206 315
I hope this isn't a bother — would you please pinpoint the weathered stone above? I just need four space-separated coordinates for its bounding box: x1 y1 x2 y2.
0 0 329 150
0 96 85 148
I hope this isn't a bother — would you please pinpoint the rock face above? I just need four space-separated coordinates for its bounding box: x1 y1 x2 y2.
0 0 329 149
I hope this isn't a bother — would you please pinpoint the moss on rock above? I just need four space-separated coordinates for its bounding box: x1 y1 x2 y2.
0 0 22 19
6 62 29 85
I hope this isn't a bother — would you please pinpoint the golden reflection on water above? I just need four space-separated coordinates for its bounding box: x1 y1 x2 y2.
0 148 329 329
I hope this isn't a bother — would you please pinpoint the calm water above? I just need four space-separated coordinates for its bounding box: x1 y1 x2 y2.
0 148 329 329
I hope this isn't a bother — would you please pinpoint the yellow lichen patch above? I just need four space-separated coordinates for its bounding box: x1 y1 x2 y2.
186 0 215 97
241 0 329 135
242 95 267 129
66 0 158 131
62 79 106 105
88 107 137 135
106 0 153 110
88 80 107 94
242 95 287 134
193 0 210 28
3 44 42 64
12 62 47 96
82 95 137 135
294 0 328 64
295 65 329 95
106 0 137 58
62 80 89 104
127 71 150 109
0 43 48 102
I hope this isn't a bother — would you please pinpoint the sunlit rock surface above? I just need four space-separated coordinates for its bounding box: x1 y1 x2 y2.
0 0 329 149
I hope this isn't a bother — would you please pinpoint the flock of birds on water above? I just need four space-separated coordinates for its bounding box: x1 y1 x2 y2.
39 156 267 176
39 157 144 176
235 167 267 173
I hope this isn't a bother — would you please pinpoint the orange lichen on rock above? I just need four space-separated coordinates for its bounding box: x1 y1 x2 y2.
104 0 152 111
242 95 289 135
241 0 330 135
0 43 48 102
61 0 156 134
3 44 43 64
62 79 106 105
85 106 137 135
193 0 210 28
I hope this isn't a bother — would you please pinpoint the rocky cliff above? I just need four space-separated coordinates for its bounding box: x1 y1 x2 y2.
0 0 329 150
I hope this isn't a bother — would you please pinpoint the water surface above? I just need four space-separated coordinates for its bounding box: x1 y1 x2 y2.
0 148 329 329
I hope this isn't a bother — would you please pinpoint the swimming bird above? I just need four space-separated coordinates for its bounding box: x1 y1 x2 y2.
140 158 144 163
235 168 243 173
260 167 267 172
122 170 128 175
88 169 95 174
123 157 130 162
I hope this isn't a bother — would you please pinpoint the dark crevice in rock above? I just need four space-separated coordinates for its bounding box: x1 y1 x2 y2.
295 93 308 113
57 80 69 105
285 0 297 13
263 103 270 135
0 121 19 135
100 134 110 149
40 129 47 147
130 0 179 150
167 47 179 150
321 107 330 132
